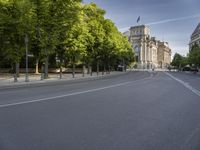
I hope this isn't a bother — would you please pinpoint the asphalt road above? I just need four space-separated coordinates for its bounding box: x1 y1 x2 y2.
0 71 200 150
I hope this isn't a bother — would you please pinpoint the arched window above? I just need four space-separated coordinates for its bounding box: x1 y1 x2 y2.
134 45 140 53
134 45 140 62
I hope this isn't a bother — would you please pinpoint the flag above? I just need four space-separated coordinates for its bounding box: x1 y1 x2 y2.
137 16 140 23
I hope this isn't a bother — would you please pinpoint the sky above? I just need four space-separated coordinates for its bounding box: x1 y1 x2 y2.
84 0 200 56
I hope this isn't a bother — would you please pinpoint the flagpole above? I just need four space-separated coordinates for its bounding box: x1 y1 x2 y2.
137 16 141 26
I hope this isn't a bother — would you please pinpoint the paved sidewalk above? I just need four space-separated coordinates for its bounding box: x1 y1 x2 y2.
0 71 125 87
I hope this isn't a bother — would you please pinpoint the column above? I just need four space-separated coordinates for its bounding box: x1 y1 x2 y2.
144 42 147 69
144 42 147 63
140 43 143 62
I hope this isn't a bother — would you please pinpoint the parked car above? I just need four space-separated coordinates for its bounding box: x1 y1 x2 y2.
117 65 125 71
182 66 191 71
182 66 198 72
190 67 198 72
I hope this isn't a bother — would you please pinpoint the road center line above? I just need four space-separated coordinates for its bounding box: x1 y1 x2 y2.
165 72 200 97
0 75 152 108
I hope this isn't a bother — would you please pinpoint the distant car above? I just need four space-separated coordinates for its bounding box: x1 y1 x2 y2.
190 67 198 72
117 65 125 71
182 67 191 71
182 66 198 72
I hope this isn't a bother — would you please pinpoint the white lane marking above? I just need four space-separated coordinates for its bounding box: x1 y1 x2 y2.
0 76 152 108
181 123 200 150
165 72 200 97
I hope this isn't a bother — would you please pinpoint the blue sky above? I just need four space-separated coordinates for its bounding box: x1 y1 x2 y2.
84 0 200 56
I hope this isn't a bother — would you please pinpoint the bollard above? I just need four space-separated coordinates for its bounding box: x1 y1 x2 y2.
14 74 18 82
41 65 44 80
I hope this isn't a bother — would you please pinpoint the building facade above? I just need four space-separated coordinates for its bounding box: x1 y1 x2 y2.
157 42 171 68
189 23 200 50
126 25 171 69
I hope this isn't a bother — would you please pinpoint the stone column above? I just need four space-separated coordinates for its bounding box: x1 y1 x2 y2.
150 47 153 62
144 42 148 69
140 43 143 62
148 46 150 62
144 42 147 63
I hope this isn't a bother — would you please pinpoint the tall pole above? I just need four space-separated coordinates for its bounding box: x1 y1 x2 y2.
25 34 29 82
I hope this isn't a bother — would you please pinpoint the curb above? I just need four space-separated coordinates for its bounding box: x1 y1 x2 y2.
0 71 130 90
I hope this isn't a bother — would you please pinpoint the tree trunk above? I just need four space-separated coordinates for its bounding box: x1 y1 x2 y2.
104 64 106 75
72 63 75 78
59 64 62 79
82 64 85 77
108 61 111 74
96 61 99 76
13 63 18 82
41 64 45 80
102 63 105 75
122 58 125 72
90 66 92 76
16 62 19 77
59 58 63 79
35 58 39 74
87 64 90 74
44 56 49 79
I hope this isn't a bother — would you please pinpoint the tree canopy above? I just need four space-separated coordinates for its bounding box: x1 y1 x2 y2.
171 53 187 69
0 0 134 76
171 44 200 70
188 44 200 67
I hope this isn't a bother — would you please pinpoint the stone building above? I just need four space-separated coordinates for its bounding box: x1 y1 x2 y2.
157 42 171 68
126 25 171 69
189 23 200 50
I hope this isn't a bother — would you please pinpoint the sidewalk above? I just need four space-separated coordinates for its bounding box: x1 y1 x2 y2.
0 71 125 88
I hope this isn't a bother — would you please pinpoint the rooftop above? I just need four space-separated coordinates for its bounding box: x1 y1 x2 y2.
130 24 149 29
191 23 200 38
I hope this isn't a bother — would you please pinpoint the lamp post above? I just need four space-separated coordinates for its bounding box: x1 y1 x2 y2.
25 34 29 82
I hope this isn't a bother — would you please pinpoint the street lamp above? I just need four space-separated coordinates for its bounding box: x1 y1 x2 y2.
25 34 29 82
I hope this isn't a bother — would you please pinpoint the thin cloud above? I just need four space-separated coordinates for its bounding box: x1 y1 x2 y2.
147 14 200 25
119 14 200 32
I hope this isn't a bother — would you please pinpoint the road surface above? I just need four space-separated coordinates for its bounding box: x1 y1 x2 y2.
0 71 200 150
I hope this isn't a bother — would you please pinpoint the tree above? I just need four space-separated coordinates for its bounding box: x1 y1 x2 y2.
101 19 134 73
30 0 47 74
64 17 87 78
0 0 34 79
30 0 82 78
0 0 135 78
56 0 83 78
171 53 187 69
83 3 106 75
188 44 200 67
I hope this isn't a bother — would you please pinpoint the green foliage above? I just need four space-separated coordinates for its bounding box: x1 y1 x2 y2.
83 3 105 65
188 44 200 67
0 1 134 71
0 0 33 66
83 3 134 68
171 44 200 70
171 53 188 69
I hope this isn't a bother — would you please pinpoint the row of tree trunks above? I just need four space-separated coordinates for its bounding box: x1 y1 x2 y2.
13 59 112 82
